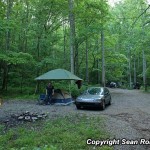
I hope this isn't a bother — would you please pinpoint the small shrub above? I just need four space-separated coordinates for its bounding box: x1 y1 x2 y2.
70 84 87 98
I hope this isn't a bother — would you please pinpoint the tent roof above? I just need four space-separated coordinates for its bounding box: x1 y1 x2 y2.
35 69 83 81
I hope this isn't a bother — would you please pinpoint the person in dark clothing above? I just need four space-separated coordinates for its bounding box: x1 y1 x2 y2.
75 80 82 89
45 83 54 105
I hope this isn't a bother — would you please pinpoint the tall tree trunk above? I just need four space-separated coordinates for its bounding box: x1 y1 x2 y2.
97 38 100 84
75 43 79 75
35 36 41 93
6 0 12 52
85 38 89 83
97 59 100 84
101 30 105 87
24 0 29 52
141 4 147 91
2 0 13 90
2 63 8 90
63 21 66 65
133 55 136 85
68 0 75 74
137 52 140 70
128 46 132 89
142 50 147 91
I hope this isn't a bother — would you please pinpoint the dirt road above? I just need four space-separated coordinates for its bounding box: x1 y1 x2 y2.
0 88 150 150
102 88 150 150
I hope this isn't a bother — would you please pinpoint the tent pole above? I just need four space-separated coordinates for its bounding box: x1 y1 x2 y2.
69 80 71 95
34 82 38 94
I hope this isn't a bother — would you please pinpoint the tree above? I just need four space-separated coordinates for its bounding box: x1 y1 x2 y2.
106 0 150 89
68 0 75 74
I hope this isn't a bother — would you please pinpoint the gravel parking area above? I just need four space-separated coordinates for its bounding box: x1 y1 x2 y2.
102 88 150 150
0 88 150 150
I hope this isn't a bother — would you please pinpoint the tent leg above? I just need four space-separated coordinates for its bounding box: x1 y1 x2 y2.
34 82 40 94
69 81 71 96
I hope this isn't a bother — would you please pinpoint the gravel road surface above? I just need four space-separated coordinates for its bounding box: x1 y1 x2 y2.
0 88 150 150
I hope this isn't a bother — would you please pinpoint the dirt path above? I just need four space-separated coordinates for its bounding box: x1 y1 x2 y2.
101 88 150 150
0 88 150 150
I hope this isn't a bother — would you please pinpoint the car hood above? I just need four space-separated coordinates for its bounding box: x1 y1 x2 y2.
77 94 103 101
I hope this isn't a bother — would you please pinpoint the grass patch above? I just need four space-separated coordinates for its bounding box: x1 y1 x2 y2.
0 115 113 150
140 86 150 93
2 95 38 101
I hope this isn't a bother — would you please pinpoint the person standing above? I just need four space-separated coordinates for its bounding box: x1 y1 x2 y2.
45 82 54 105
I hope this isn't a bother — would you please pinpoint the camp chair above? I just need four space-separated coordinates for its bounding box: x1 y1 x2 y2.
38 94 46 105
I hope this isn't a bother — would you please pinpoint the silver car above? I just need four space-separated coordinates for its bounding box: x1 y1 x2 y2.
75 87 111 110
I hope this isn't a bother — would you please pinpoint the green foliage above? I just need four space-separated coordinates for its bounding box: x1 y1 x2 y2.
70 84 87 98
0 115 113 150
106 52 128 81
1 86 36 99
0 0 150 92
7 52 35 65
0 125 5 134
0 51 35 65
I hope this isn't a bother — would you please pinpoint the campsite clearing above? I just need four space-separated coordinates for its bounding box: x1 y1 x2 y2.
0 88 150 150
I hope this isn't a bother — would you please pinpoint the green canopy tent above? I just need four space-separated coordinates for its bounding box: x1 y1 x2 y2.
35 69 82 81
35 69 83 105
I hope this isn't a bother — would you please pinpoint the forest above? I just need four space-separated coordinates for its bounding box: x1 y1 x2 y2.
0 0 150 95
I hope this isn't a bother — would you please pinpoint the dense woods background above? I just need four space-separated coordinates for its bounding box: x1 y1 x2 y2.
0 0 150 94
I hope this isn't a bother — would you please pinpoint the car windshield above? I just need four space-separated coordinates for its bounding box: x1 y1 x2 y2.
87 87 102 95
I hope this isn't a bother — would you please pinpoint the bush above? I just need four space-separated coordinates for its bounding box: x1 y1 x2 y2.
70 84 87 98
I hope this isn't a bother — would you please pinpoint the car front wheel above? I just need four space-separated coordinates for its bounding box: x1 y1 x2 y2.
101 100 105 110
76 105 81 109
108 97 112 105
